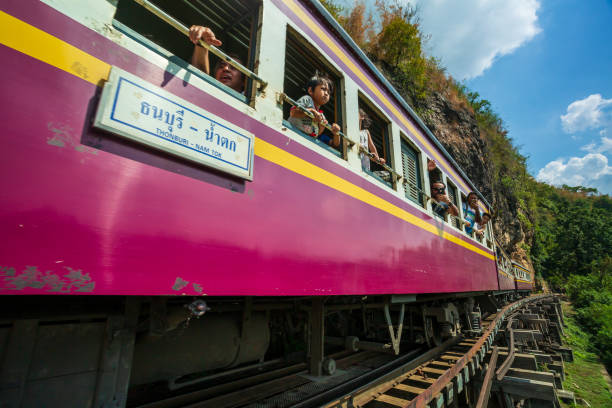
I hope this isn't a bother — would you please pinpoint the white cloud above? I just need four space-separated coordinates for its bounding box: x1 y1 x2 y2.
561 94 612 134
536 153 612 194
582 136 612 154
410 0 541 79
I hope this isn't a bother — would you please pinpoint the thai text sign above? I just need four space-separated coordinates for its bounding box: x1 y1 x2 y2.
94 66 254 180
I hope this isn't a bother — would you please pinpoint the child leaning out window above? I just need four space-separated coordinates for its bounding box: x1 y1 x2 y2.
288 73 340 147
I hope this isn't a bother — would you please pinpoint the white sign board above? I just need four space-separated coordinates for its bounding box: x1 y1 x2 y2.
94 66 254 180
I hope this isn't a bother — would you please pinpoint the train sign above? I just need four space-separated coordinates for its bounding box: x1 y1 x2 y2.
94 66 254 180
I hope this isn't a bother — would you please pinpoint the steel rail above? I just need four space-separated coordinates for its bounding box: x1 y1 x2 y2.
476 346 499 408
495 315 517 381
404 296 549 408
291 348 424 408
322 294 549 408
132 0 268 91
321 337 462 408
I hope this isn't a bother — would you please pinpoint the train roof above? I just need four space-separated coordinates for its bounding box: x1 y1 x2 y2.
306 1 492 209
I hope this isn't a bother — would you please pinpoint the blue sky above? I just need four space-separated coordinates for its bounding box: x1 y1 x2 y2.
335 0 612 194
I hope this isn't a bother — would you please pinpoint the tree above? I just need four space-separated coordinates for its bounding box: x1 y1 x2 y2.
319 0 344 21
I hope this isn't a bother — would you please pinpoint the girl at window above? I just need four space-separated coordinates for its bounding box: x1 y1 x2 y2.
359 109 385 171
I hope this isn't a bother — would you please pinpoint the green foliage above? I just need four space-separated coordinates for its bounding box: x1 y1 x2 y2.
564 269 612 371
319 0 344 21
533 187 612 369
369 2 428 99
321 0 429 102
561 302 612 408
533 186 612 279
325 1 612 369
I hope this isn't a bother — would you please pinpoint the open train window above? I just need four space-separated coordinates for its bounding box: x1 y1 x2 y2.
283 27 344 157
460 193 474 237
113 0 260 103
428 163 444 219
400 138 423 206
486 221 493 248
358 96 393 188
428 164 443 195
446 181 461 229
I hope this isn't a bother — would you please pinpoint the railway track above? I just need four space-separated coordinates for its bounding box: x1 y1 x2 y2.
135 294 562 408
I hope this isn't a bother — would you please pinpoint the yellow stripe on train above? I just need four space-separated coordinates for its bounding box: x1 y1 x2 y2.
0 9 494 260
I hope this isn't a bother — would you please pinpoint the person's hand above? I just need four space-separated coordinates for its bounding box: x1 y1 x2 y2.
331 123 340 134
189 26 222 47
310 109 322 123
427 159 437 172
439 194 451 204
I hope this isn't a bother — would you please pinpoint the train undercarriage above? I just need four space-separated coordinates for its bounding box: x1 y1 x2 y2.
0 292 527 407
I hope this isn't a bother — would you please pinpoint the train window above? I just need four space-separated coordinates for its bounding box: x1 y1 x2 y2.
113 0 260 103
460 194 473 236
486 222 493 248
400 138 423 206
446 181 461 228
358 96 393 188
429 165 443 195
428 165 446 220
283 27 344 157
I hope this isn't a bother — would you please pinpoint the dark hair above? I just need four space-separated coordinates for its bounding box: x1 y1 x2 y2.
306 72 333 94
482 212 491 219
359 108 372 130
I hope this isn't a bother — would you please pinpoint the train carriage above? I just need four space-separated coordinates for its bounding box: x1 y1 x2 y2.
513 261 535 292
495 240 517 292
0 0 530 406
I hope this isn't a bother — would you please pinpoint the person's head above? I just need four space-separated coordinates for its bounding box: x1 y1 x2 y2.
482 212 491 223
306 73 333 107
359 109 372 130
432 181 446 198
467 192 478 206
213 54 245 92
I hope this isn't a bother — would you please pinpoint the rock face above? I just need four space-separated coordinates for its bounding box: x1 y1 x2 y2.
417 90 533 266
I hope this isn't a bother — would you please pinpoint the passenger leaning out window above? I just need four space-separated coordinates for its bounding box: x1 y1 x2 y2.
288 73 340 147
463 192 482 234
430 181 459 219
189 25 245 93
475 212 491 239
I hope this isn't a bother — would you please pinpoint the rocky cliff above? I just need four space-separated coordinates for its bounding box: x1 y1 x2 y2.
416 90 534 266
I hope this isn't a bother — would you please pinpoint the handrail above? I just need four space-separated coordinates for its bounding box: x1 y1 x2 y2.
278 92 355 147
132 0 268 91
282 90 485 236
357 146 402 182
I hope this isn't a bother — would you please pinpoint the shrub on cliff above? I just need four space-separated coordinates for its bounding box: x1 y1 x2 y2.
320 0 429 102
